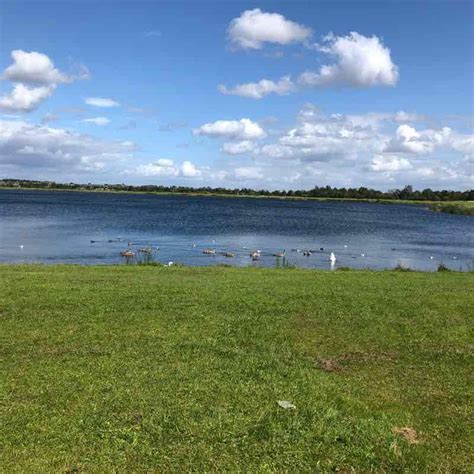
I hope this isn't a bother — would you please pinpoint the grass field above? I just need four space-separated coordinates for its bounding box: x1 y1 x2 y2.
1 265 473 471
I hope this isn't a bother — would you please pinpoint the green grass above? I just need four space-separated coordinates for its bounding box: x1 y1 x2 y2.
1 265 473 472
428 201 474 215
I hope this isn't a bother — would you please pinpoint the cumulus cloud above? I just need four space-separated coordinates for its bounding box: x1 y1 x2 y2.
234 166 264 179
259 105 385 162
221 140 256 155
194 118 266 140
0 119 135 172
371 154 412 172
133 158 203 178
85 97 120 107
0 50 89 113
385 124 451 154
299 32 398 87
228 9 311 50
2 50 78 85
81 117 111 126
218 76 295 99
181 160 202 177
0 84 55 113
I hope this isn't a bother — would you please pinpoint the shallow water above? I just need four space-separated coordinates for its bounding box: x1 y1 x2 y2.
0 189 472 271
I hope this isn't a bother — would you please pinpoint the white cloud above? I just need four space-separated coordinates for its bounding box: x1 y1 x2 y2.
234 166 264 179
85 97 120 107
221 140 256 155
181 160 202 177
2 50 75 85
0 50 88 113
194 118 266 140
0 119 135 172
385 124 451 154
299 32 398 87
133 158 203 178
0 84 55 112
135 159 180 177
228 8 311 50
259 106 385 162
218 76 295 99
371 154 412 172
81 117 111 126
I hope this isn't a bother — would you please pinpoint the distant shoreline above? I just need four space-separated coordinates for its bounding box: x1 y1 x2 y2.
1 185 473 215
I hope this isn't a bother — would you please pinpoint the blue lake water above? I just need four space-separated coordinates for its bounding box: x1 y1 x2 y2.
0 189 473 271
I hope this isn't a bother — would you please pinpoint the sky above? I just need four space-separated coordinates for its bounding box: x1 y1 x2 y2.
0 0 473 190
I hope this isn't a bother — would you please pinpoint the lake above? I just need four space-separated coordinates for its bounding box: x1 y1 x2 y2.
0 189 472 271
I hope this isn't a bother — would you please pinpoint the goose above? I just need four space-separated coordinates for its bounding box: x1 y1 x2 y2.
250 251 260 260
221 251 235 257
139 247 153 254
303 250 312 256
120 250 135 257
330 252 336 264
203 248 216 255
273 250 286 258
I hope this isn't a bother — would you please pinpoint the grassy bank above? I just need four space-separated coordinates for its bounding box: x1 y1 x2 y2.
2 186 473 215
1 265 473 471
428 201 474 215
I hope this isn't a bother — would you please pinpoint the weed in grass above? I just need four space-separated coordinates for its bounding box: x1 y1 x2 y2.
437 263 451 272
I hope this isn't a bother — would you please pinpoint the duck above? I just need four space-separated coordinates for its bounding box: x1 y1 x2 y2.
139 247 153 254
221 251 235 258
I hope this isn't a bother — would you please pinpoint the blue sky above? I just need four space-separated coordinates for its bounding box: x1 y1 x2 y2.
1 0 473 189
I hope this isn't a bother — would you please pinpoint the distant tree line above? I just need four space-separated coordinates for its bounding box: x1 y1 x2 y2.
1 179 473 201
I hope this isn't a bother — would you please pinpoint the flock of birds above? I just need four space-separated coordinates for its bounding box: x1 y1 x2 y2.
13 239 460 268
82 238 460 267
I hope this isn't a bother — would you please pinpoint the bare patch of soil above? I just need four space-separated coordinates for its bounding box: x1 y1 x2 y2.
393 426 419 444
